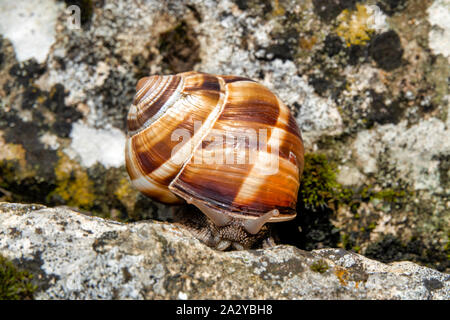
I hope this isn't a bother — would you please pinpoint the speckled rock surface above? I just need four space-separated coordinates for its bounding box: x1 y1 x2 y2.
0 0 449 271
0 203 448 299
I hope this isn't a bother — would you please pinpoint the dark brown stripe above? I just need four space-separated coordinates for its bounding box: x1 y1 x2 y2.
174 164 298 216
192 81 279 211
174 162 253 209
183 74 221 92
132 112 196 178
285 112 302 140
233 159 301 212
188 90 221 109
172 176 296 217
218 99 279 126
172 123 257 209
135 76 151 93
127 117 139 134
238 185 298 212
278 132 304 164
218 81 280 126
220 75 256 83
278 112 304 164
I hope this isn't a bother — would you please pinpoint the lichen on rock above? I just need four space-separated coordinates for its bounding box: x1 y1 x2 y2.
48 151 95 209
0 203 448 299
0 0 448 274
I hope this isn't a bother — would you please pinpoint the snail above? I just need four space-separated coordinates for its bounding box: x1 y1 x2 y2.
125 71 304 250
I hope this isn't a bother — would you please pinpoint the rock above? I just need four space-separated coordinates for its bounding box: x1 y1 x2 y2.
0 0 61 63
0 0 449 272
427 0 450 59
0 203 448 300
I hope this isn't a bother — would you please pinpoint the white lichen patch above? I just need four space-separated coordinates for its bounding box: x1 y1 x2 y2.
352 129 385 175
39 132 60 150
365 4 389 32
260 60 343 142
37 60 103 108
0 0 63 63
65 121 126 168
296 93 343 135
427 0 450 59
336 254 357 268
345 65 387 94
352 114 450 192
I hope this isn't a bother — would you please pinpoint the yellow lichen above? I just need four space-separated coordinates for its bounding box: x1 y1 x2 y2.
299 36 317 50
272 0 285 16
114 177 138 212
50 151 95 208
336 4 375 46
334 267 349 286
36 95 46 105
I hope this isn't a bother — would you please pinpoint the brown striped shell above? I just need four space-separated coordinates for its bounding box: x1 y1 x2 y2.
125 71 304 235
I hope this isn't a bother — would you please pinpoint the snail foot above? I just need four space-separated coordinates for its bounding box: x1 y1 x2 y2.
173 206 273 251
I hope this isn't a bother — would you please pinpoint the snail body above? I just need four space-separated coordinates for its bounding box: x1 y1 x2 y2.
125 71 304 247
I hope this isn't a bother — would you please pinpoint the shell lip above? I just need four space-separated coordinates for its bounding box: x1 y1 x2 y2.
168 182 297 222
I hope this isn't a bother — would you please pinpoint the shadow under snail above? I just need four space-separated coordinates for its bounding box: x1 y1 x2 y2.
125 71 304 250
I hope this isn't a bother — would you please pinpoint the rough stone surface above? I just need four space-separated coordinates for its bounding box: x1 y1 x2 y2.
0 0 62 63
0 203 448 299
0 0 449 272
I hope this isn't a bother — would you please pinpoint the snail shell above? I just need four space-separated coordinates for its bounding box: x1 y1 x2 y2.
125 71 304 235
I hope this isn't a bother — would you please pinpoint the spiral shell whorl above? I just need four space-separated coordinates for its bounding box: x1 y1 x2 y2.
127 75 183 134
125 72 304 225
125 73 226 204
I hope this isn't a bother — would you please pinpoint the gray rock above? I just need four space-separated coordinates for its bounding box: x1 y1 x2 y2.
0 0 448 272
0 202 448 299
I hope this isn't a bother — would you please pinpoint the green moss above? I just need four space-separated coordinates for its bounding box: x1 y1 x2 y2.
310 259 329 273
367 222 377 231
356 184 407 204
340 233 353 250
0 255 36 300
444 232 450 261
298 153 349 211
295 154 414 262
372 189 406 202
